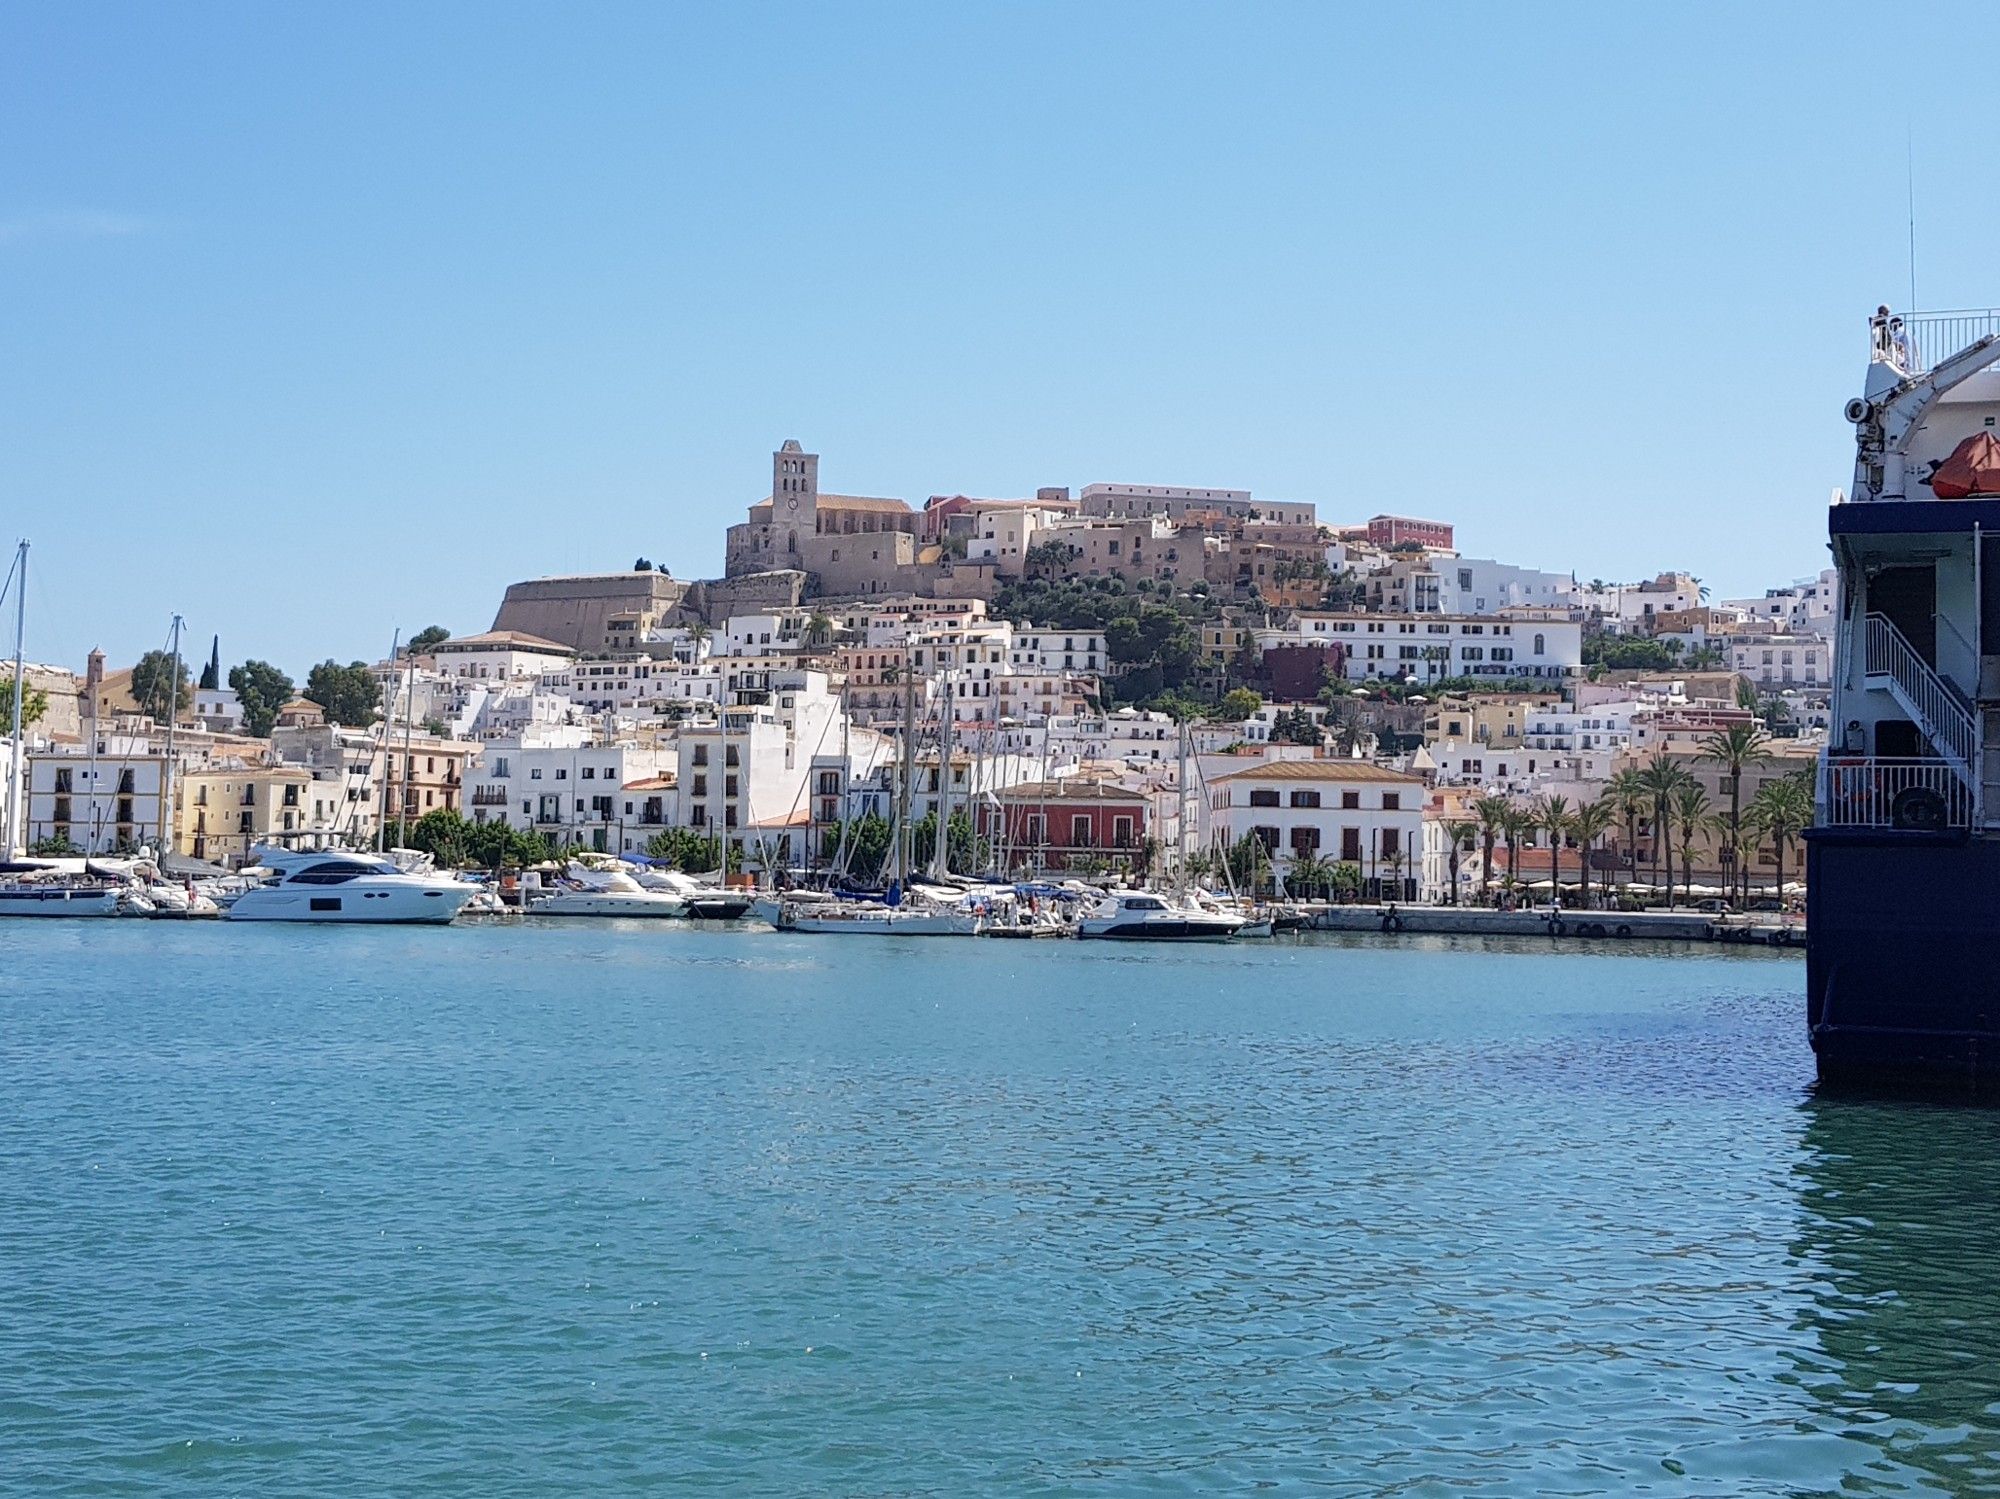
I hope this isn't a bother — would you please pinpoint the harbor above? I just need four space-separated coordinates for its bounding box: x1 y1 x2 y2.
0 918 1972 1495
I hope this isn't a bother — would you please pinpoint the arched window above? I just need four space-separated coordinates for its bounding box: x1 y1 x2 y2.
1533 633 1545 655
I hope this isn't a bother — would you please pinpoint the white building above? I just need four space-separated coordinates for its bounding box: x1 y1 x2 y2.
1203 758 1426 898
1010 630 1107 674
430 630 577 683
24 737 171 853
192 684 244 733
1256 611 1581 682
463 734 673 854
1729 634 1829 690
1367 555 1575 616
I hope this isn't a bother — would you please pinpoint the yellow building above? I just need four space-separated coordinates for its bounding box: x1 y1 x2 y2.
178 765 353 866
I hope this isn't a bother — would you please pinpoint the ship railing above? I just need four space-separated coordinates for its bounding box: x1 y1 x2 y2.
1816 755 1972 830
1864 613 1976 768
1890 308 2000 375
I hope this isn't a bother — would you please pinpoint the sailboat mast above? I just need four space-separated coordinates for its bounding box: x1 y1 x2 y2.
896 655 916 886
932 667 953 880
374 629 400 852
4 540 26 858
1176 716 1190 896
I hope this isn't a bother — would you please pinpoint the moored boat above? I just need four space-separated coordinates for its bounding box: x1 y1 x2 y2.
226 847 475 923
1808 305 2000 1092
1077 890 1244 942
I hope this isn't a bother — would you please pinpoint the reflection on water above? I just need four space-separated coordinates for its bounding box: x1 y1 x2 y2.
1792 1100 2000 1493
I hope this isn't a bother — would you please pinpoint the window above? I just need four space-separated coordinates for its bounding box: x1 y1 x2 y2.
693 745 709 766
1290 789 1321 808
1113 815 1135 847
1071 815 1093 847
1341 791 1360 810
530 768 543 780
1533 633 1546 656
581 767 595 779
1249 788 1281 807
555 769 567 780
1290 827 1320 854
1382 792 1400 810
1381 828 1401 858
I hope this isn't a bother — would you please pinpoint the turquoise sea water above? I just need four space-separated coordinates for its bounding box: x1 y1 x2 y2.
2 923 1996 1495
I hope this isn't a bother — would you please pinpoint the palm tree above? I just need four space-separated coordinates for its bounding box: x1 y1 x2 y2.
1698 723 1773 908
1535 794 1573 906
1442 820 1477 906
1570 796 1617 911
1606 768 1649 894
1474 796 1510 900
805 610 834 647
1671 783 1712 905
1285 850 1328 900
1500 805 1530 903
1638 753 1693 899
1750 774 1813 903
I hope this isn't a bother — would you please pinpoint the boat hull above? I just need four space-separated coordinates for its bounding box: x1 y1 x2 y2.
1806 829 2000 1095
529 893 689 918
0 888 125 917
226 887 473 923
781 909 981 935
1077 919 1241 942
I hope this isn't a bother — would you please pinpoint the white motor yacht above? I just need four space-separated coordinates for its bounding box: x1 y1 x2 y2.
530 863 690 919
777 893 983 935
226 847 475 924
1077 891 1245 942
629 865 753 920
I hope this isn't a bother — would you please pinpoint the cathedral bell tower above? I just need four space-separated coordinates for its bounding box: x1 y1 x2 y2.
773 439 820 558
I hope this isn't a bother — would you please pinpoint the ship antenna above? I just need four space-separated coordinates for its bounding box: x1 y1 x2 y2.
1907 123 1919 311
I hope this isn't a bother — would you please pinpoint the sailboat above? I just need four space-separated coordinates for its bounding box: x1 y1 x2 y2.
776 667 980 934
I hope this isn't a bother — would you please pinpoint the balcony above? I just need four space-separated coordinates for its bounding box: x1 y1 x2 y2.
1817 756 1971 831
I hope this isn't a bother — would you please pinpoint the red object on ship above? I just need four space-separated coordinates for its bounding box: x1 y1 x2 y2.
1929 432 2000 498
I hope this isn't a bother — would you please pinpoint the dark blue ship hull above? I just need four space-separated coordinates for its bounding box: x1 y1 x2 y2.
1807 827 2000 1095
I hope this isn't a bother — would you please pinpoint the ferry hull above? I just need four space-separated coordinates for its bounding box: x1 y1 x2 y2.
1807 830 2000 1095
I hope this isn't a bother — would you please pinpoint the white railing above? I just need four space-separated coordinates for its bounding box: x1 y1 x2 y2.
1818 756 1972 829
1888 308 2000 374
1864 613 1975 767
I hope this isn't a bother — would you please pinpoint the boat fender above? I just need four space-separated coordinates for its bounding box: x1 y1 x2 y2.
1615 923 1633 940
1584 922 1606 938
1381 911 1403 934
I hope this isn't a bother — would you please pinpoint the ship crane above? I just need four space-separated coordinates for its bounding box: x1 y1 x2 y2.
1848 329 2000 502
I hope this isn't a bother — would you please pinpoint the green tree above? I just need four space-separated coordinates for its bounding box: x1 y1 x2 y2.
1474 795 1510 899
1750 771 1813 902
1698 723 1773 908
822 812 894 880
1218 687 1263 721
1570 796 1617 910
406 625 451 654
1227 833 1274 898
1670 783 1712 904
304 660 382 726
227 660 294 737
131 649 192 720
0 675 49 729
1606 767 1650 894
1637 752 1695 898
1536 794 1573 906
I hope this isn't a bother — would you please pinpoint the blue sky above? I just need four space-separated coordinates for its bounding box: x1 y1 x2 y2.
0 2 1985 675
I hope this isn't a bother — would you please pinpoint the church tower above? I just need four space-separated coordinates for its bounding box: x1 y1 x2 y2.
772 439 819 557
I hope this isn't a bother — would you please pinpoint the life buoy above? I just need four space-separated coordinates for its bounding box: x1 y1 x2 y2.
1615 923 1633 940
1381 912 1403 934
1584 922 1606 938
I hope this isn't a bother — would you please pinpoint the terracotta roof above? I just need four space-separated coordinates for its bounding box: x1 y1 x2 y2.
997 778 1149 803
1210 760 1424 784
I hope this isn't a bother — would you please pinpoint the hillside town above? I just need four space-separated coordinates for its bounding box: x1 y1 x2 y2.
1 438 1825 907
